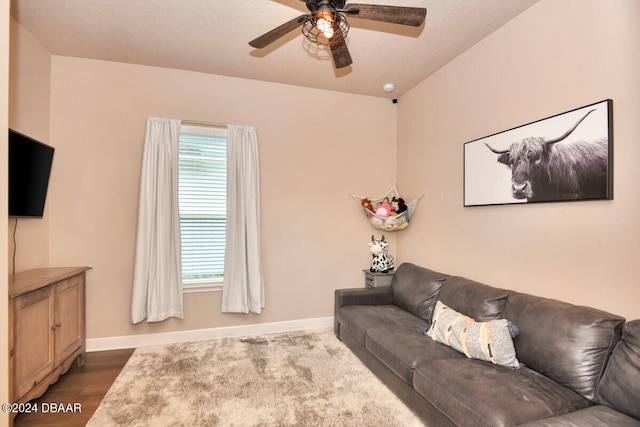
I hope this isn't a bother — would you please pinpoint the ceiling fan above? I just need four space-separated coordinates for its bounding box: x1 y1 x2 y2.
249 0 427 69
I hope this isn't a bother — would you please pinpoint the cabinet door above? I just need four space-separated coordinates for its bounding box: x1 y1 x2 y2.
12 287 55 400
54 275 85 365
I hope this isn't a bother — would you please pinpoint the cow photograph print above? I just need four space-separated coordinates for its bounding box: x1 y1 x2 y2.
464 99 613 207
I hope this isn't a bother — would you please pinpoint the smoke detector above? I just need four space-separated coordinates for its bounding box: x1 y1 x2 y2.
382 83 395 93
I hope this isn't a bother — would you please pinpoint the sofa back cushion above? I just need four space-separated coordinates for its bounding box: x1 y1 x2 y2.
438 276 509 321
502 292 625 401
596 319 640 419
391 263 447 322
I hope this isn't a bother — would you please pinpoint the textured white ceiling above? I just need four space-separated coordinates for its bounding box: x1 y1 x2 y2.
10 0 539 98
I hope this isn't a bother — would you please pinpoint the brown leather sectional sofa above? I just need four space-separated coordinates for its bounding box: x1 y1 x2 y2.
334 263 640 426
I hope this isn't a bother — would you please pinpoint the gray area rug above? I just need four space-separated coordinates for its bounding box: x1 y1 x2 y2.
87 328 424 426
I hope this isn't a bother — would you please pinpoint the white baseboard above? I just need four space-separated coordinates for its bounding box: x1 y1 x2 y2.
86 316 334 352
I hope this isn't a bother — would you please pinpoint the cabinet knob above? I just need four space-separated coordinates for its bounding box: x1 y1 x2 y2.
51 322 62 331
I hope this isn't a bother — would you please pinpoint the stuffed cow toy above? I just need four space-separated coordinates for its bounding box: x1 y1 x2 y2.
369 235 395 273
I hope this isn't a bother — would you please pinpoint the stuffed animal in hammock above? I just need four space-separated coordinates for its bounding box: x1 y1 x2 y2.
361 198 375 213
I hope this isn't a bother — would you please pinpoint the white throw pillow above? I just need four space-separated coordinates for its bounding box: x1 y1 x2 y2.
426 300 521 369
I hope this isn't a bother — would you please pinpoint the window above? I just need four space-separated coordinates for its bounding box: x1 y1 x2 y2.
178 124 227 293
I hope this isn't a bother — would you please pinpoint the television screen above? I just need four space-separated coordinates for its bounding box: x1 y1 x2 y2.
8 129 55 218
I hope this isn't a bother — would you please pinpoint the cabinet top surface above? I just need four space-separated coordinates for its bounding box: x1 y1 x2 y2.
9 267 92 298
363 269 395 276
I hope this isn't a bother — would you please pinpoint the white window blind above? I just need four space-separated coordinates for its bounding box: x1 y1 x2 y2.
178 124 227 292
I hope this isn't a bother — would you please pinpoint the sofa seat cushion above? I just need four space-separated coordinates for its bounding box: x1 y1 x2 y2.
413 358 591 427
365 325 464 384
338 304 425 345
518 405 640 427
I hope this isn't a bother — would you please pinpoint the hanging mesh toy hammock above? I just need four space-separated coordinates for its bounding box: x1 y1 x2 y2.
351 185 422 232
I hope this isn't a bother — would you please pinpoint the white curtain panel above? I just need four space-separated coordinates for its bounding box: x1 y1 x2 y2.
222 125 265 314
131 117 184 324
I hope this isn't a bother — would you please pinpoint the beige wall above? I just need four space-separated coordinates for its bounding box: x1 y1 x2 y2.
9 0 640 352
46 57 397 339
8 16 51 272
2 1 11 425
397 0 640 321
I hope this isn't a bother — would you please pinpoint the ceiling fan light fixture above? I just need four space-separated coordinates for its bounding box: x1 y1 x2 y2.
317 17 334 39
302 12 349 45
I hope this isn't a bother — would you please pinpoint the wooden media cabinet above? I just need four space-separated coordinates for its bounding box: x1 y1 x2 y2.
8 267 91 415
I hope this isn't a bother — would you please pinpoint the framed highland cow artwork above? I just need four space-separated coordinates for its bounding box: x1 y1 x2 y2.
463 99 613 207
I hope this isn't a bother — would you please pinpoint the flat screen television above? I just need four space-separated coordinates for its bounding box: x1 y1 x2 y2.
8 129 55 218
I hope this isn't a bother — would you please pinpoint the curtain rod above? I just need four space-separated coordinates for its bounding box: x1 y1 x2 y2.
181 119 228 128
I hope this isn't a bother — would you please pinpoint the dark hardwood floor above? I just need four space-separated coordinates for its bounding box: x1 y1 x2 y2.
13 348 134 427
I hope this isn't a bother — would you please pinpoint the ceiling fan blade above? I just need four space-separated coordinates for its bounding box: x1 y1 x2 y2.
344 4 427 27
249 14 308 48
329 35 352 69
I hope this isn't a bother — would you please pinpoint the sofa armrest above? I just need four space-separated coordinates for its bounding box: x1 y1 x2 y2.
334 287 394 337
